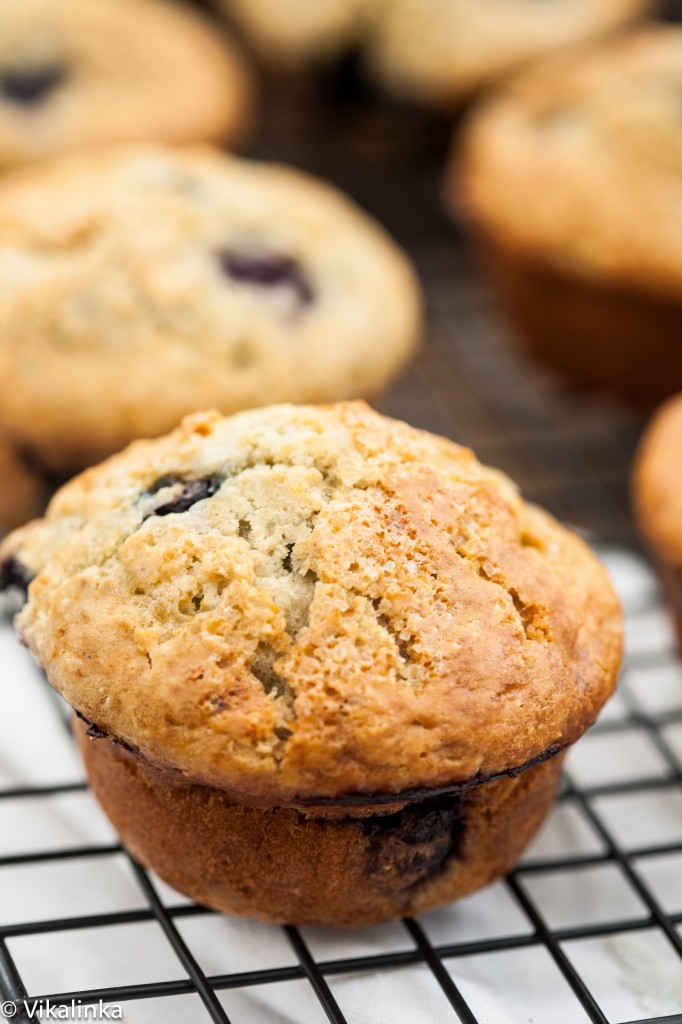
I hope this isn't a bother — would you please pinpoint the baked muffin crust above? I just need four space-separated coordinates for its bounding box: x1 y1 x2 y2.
2 402 622 806
455 27 682 301
75 717 566 924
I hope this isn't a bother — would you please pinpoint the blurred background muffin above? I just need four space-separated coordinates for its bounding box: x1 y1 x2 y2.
0 0 253 168
0 436 48 535
633 394 682 647
452 26 682 407
213 0 366 69
363 0 654 106
0 144 421 475
217 0 653 104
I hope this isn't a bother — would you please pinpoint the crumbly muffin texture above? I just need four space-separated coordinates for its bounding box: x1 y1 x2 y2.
219 0 650 103
456 27 682 299
0 0 252 167
0 146 420 474
2 402 621 806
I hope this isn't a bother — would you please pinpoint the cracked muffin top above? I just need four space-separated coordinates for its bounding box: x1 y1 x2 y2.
0 0 253 167
0 403 622 807
219 0 650 104
456 27 682 299
0 145 420 475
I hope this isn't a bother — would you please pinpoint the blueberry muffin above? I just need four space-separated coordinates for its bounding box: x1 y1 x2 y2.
0 0 253 168
218 0 650 104
366 0 652 106
1 402 622 925
453 27 682 405
0 145 421 475
0 437 48 535
634 395 682 646
217 0 366 67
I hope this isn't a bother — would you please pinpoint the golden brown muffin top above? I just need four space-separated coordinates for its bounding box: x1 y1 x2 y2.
634 394 682 566
455 27 682 299
1 403 622 807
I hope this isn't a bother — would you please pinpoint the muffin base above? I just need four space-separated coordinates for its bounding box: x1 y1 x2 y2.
75 719 564 926
480 239 682 407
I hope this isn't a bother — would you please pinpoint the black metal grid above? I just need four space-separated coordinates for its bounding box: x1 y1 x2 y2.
2 13 682 1019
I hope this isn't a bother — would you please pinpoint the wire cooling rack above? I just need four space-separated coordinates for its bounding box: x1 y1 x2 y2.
2 10 682 1021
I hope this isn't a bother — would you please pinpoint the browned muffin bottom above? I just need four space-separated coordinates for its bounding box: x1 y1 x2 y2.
480 242 682 406
75 717 565 926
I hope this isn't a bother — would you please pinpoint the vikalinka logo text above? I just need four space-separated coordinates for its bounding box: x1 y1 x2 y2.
1 1000 122 1019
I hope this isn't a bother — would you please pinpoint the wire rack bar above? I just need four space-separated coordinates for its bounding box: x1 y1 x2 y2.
504 875 610 1024
403 918 479 1024
129 860 233 1024
283 926 350 1024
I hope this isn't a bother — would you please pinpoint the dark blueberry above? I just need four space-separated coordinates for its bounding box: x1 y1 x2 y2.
74 710 109 740
147 474 223 517
282 543 294 573
219 251 314 307
0 556 33 600
0 64 67 105
361 794 466 884
147 474 180 495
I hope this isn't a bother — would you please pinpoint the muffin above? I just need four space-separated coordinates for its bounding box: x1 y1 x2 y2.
365 0 653 106
0 437 48 535
217 0 366 68
0 0 253 168
0 144 421 476
218 0 651 104
633 394 682 646
1 402 622 926
453 27 682 406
